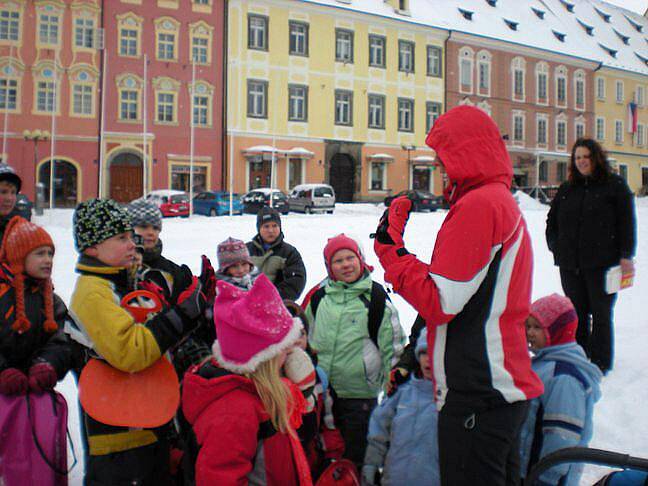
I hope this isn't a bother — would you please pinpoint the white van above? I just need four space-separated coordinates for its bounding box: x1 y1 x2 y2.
289 184 336 214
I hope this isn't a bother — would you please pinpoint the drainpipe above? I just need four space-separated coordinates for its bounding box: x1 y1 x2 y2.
221 0 229 191
97 0 105 198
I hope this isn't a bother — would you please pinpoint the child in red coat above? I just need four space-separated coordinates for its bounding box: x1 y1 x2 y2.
182 274 312 485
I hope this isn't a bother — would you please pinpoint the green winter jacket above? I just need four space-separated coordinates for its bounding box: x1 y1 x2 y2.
305 274 405 399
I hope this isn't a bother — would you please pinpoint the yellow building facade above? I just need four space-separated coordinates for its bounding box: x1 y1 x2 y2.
226 0 446 201
594 68 648 194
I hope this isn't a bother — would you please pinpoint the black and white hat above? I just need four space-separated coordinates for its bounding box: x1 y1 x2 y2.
73 198 133 252
127 200 162 230
0 163 22 192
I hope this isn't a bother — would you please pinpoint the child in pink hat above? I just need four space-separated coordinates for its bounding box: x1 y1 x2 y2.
181 274 312 485
520 294 602 486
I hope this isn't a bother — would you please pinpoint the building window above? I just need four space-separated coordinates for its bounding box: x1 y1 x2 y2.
575 71 585 107
619 164 628 181
537 116 547 145
368 94 385 129
638 124 645 146
596 117 605 141
615 120 623 143
39 13 60 45
369 35 385 68
75 18 94 48
247 79 267 118
536 63 548 103
539 160 548 183
288 158 303 189
289 21 308 56
459 48 474 93
120 28 138 56
556 72 567 105
171 164 207 193
288 84 308 122
637 86 645 107
120 89 138 120
398 98 414 132
248 15 268 50
479 61 490 91
192 94 208 126
191 36 208 63
0 10 20 41
335 29 353 63
576 121 585 139
512 58 525 100
557 120 567 146
36 81 55 113
157 92 175 123
72 84 93 115
616 80 624 103
513 113 524 142
596 77 605 100
398 40 415 73
557 162 567 182
427 46 441 77
335 89 353 125
0 78 18 111
426 102 441 132
371 162 385 190
158 33 175 60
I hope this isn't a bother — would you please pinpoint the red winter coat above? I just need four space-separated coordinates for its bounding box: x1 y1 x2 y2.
380 106 543 410
182 362 313 486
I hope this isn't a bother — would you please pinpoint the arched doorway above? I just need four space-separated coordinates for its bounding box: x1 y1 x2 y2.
329 153 355 202
110 152 143 203
38 159 79 208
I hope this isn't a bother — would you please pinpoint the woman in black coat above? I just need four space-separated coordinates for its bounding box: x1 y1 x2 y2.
546 138 636 374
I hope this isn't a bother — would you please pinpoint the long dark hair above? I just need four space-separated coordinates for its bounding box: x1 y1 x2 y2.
568 137 612 183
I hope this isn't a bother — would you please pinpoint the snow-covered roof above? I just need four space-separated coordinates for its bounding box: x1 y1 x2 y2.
412 155 436 163
285 147 315 157
368 153 394 160
243 145 282 154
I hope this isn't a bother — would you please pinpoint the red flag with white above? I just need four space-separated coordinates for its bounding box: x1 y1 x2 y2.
627 101 638 134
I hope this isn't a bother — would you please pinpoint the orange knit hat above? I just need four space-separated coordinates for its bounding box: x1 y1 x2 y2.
0 216 56 334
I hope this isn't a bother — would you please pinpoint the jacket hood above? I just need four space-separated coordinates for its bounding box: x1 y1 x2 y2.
425 105 512 203
534 343 602 402
182 367 257 425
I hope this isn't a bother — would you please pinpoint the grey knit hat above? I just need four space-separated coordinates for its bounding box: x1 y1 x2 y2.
127 200 162 230
0 163 21 192
73 198 132 252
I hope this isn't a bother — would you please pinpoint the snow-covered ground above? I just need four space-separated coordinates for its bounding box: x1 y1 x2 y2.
35 196 647 484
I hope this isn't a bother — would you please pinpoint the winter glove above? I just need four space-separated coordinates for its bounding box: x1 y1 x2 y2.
284 347 317 412
28 362 58 393
387 367 410 397
200 255 217 304
361 465 379 486
138 280 169 308
0 368 29 395
373 196 413 267
176 276 206 321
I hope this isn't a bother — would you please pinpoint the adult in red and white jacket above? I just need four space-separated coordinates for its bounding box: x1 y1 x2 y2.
373 105 543 486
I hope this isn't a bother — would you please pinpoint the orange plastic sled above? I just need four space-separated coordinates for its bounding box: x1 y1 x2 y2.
78 290 179 428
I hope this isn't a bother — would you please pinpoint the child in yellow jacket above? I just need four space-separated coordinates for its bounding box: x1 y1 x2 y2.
67 198 204 484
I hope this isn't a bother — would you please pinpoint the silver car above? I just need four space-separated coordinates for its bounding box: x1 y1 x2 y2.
288 184 336 214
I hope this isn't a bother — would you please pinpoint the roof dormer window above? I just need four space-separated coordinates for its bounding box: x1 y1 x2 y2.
559 0 575 12
458 8 474 21
504 19 518 31
486 0 497 6
613 29 630 45
553 30 566 42
531 7 545 19
577 19 593 36
594 6 611 23
635 52 648 66
625 15 643 33
599 43 617 58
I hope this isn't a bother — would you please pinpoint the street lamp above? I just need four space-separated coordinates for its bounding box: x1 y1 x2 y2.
23 129 50 215
402 144 416 189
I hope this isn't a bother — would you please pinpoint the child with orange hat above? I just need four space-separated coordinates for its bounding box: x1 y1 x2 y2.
0 216 72 396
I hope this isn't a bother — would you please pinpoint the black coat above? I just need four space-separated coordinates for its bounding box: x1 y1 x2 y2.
546 173 636 271
0 265 73 378
247 233 306 301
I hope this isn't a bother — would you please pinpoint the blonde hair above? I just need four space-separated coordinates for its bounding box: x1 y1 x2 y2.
247 354 294 435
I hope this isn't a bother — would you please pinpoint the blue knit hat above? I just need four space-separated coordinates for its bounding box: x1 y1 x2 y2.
415 328 429 362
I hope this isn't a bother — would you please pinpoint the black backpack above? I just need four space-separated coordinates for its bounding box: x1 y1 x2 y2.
309 281 388 348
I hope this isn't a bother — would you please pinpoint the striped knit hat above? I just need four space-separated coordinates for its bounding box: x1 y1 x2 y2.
529 293 578 346
73 198 132 252
0 216 56 334
217 237 254 273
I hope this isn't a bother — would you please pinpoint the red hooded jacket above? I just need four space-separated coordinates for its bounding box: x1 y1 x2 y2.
380 106 543 410
182 361 312 486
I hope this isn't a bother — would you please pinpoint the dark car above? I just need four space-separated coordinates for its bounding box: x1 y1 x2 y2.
384 190 444 212
242 189 290 215
15 194 33 221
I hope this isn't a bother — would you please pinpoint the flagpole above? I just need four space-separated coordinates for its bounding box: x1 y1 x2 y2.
1 45 13 161
98 50 108 198
189 59 195 216
48 49 59 210
142 54 147 197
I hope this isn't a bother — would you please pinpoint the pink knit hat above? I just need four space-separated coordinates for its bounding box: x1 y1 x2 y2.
529 293 578 346
323 234 373 280
212 273 301 373
217 237 254 273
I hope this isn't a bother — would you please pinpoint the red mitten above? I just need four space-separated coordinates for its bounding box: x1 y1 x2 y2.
320 427 345 460
28 362 58 393
138 280 169 308
373 196 413 266
0 368 29 395
200 255 217 303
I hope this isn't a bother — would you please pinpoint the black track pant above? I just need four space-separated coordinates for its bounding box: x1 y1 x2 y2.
438 400 529 486
560 267 617 373
332 397 377 470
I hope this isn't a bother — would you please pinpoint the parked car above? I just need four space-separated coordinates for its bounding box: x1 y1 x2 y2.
140 190 190 217
242 188 290 215
384 190 444 212
193 191 243 216
15 194 33 221
289 184 336 214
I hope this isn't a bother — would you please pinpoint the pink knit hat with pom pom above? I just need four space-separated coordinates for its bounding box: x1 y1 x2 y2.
212 273 301 373
529 293 578 346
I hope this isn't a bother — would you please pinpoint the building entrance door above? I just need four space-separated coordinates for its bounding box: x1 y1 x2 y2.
329 153 355 202
110 152 143 203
